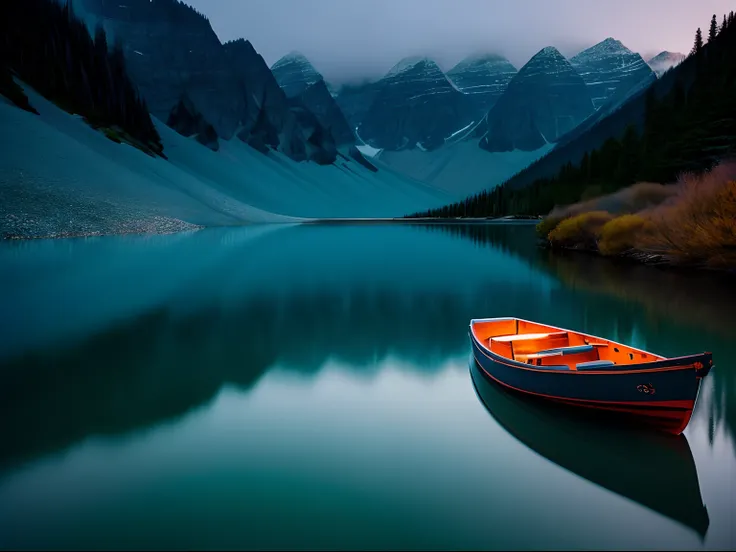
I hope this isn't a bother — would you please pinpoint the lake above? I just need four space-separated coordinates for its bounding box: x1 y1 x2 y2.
0 223 734 550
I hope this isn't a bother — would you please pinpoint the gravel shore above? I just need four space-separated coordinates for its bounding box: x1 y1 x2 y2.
1 182 202 240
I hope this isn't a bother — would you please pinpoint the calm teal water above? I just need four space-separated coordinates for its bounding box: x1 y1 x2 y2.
0 223 734 550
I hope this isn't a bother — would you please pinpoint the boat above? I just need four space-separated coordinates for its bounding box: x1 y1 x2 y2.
468 317 714 434
468 358 710 539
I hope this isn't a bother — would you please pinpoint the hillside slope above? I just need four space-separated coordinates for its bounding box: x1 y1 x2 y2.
374 140 552 199
0 86 450 238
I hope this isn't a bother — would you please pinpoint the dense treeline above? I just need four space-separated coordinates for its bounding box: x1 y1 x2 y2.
410 11 736 218
82 0 210 24
0 0 163 155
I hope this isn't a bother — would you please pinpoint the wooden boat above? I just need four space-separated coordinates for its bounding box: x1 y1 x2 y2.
468 358 710 538
468 317 714 435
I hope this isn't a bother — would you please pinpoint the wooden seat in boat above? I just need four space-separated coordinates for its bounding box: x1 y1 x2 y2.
576 360 617 370
523 344 595 359
491 332 567 342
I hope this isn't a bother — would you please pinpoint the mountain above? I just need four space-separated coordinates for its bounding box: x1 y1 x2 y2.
78 1 338 164
570 38 655 109
166 93 219 151
222 38 337 162
492 46 707 193
270 51 324 98
647 51 686 78
446 54 517 115
284 95 338 165
553 67 655 149
357 57 476 151
474 46 595 152
80 0 244 140
295 79 355 145
424 11 736 217
269 51 355 145
335 80 383 131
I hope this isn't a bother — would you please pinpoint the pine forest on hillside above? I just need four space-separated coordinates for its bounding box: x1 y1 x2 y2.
0 0 163 156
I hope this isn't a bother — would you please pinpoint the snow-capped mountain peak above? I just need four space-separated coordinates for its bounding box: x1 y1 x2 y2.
518 46 575 78
570 37 654 110
537 46 564 58
473 44 594 152
446 53 517 113
384 56 439 78
358 54 475 151
271 51 323 97
646 51 686 78
449 53 514 72
570 38 634 65
271 51 312 69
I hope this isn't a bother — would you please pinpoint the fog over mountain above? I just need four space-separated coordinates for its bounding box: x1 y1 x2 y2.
186 0 732 85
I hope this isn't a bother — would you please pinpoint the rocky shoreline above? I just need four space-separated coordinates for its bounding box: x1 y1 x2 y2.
2 215 202 240
539 239 736 275
1 183 202 240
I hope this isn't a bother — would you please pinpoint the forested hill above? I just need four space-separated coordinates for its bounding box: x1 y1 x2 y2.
411 11 736 218
0 0 163 156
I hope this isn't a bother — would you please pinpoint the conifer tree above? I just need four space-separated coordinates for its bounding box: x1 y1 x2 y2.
692 27 704 54
709 14 718 42
722 14 728 34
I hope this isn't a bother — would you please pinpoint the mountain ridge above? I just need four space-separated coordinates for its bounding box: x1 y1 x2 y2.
446 53 517 115
570 37 655 109
357 57 476 151
473 46 595 152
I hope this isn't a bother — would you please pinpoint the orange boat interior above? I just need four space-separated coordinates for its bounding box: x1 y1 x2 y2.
471 318 664 371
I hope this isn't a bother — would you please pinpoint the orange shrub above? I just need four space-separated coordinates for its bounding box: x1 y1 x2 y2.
540 161 736 268
598 214 654 256
548 182 676 222
548 211 614 249
639 165 736 268
536 216 563 239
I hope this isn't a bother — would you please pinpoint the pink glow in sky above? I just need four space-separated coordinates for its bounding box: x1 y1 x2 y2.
186 0 733 83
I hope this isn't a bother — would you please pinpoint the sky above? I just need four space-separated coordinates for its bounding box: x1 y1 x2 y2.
186 0 733 84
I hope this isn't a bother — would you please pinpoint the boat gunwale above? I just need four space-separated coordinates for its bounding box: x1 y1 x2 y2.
469 317 710 376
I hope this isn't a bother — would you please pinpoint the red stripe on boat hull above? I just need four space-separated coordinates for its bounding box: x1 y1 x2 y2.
473 359 697 435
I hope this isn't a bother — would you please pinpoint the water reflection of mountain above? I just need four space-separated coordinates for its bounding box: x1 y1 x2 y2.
469 358 710 539
0 224 562 473
433 223 736 449
2 222 733 475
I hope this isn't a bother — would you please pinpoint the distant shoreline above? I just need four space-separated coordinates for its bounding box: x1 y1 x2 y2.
302 216 541 225
1 217 540 241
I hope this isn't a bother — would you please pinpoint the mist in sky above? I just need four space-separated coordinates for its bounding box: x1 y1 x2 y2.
186 0 732 84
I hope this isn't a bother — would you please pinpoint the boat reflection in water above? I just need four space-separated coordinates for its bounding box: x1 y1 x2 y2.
469 357 710 539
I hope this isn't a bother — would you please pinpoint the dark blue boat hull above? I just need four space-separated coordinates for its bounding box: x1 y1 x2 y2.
469 330 712 434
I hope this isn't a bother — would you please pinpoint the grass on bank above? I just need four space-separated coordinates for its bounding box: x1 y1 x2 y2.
537 161 736 270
